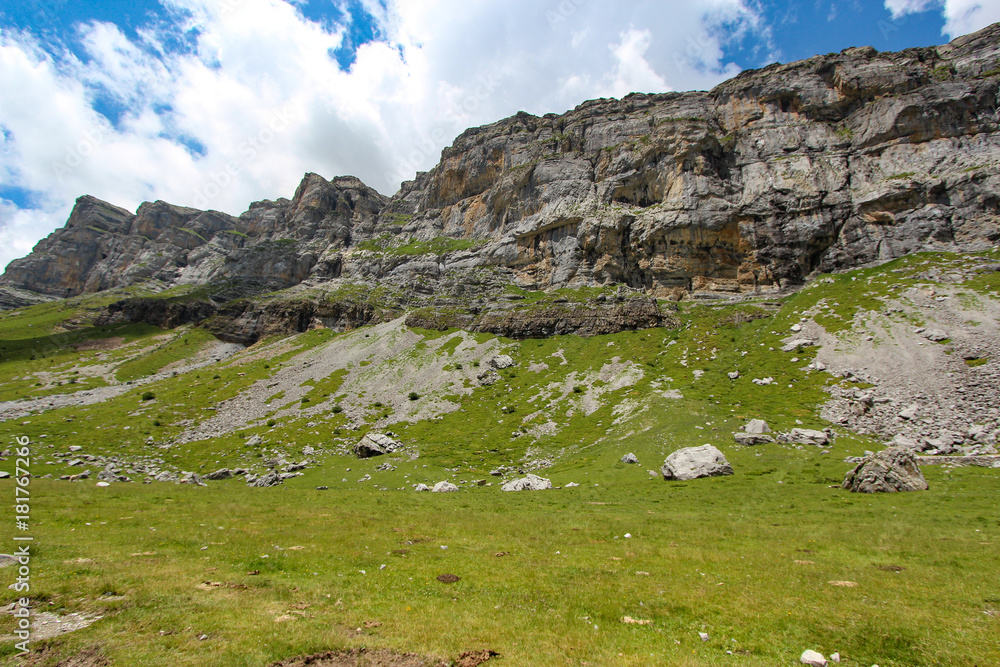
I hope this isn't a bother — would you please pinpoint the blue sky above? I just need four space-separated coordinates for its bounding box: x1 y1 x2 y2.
0 0 997 269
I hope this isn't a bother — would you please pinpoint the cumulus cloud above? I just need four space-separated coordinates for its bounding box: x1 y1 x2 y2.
885 0 1000 38
0 0 767 270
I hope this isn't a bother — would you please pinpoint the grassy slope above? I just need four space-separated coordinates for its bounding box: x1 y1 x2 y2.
0 250 998 666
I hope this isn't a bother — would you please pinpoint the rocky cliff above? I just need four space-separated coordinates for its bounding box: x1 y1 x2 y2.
3 23 1000 337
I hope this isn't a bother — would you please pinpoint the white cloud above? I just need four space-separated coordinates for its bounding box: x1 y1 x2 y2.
0 0 766 271
885 0 1000 38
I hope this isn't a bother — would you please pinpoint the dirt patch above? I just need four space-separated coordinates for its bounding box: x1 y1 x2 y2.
73 337 124 351
455 649 500 666
268 648 445 666
20 645 110 666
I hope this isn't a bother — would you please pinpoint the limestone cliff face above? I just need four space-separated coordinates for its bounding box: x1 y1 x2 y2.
3 24 1000 313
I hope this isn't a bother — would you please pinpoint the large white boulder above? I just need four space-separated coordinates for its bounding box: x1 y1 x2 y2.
661 445 733 481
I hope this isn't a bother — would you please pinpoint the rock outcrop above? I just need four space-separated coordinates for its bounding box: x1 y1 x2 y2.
4 24 1000 337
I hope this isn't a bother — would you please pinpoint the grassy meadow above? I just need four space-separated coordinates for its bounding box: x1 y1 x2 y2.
0 250 998 665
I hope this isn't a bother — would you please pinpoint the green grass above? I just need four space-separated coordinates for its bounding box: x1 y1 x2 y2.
114 328 219 382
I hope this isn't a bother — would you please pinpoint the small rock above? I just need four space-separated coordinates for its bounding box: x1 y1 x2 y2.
800 649 828 666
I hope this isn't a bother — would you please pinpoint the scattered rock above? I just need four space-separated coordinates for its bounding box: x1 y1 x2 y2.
432 481 459 493
247 471 284 488
620 452 639 464
500 474 552 491
842 447 929 493
661 445 733 481
353 433 401 458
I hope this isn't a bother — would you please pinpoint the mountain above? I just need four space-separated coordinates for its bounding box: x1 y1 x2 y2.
2 23 999 342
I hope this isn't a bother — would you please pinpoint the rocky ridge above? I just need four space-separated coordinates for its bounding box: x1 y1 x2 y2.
2 24 1000 343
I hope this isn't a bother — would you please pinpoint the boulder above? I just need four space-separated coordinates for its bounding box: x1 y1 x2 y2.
354 433 400 458
734 432 774 446
490 354 515 369
789 428 829 446
205 468 233 480
661 445 733 481
432 481 459 492
621 452 639 464
781 338 816 352
842 447 929 493
744 419 771 434
501 474 552 491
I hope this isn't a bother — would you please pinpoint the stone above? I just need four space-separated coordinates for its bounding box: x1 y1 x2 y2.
247 471 284 488
661 445 733 481
490 354 515 369
205 468 233 480
800 650 828 666
745 419 771 434
734 432 774 446
842 447 929 493
621 452 639 464
781 338 816 353
353 433 400 458
501 474 552 491
789 428 829 446
414 483 430 491
179 472 206 486
432 481 459 493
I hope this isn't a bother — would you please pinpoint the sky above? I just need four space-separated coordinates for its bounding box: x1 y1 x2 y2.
0 0 998 271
